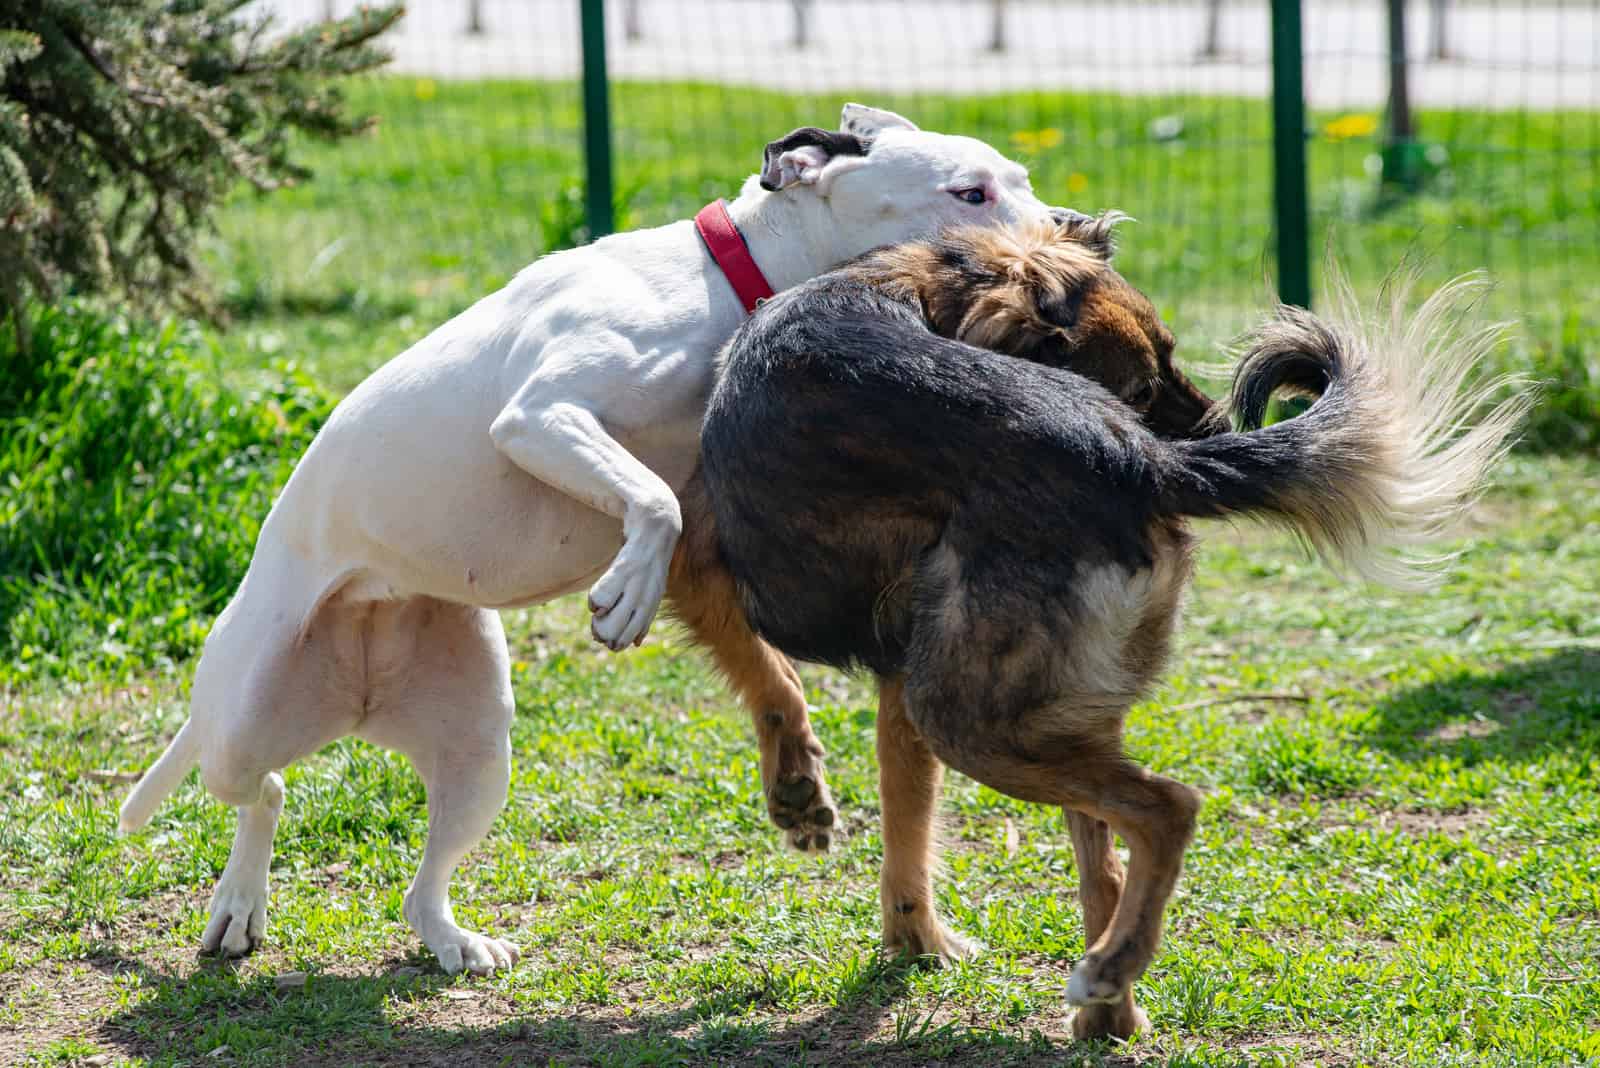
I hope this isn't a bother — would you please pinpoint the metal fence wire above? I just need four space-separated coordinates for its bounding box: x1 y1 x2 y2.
234 0 1600 402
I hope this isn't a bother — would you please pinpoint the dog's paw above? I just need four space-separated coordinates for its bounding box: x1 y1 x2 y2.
429 928 521 977
407 894 520 976
202 880 268 958
1065 952 1130 1006
1071 999 1150 1041
764 731 838 852
883 912 981 967
588 540 671 652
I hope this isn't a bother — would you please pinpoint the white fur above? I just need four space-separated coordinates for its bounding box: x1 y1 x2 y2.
117 104 1064 976
1065 959 1122 1005
1063 562 1149 699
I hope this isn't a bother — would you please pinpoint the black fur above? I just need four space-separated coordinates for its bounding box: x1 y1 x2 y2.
704 274 1158 676
701 261 1373 682
758 127 871 191
695 240 1523 1023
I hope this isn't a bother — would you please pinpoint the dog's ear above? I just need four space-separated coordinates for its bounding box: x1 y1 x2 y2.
839 103 919 139
1037 284 1088 330
760 127 872 192
1054 210 1129 261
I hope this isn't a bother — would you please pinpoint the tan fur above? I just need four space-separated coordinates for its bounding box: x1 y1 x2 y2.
876 678 974 962
953 224 1108 350
666 475 836 850
849 222 1110 359
1066 812 1148 1039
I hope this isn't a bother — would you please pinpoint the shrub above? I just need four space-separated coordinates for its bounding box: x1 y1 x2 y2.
0 303 334 681
1518 312 1600 452
0 0 401 351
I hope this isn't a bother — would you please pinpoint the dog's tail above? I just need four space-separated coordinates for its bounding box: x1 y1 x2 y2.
118 718 200 833
1160 270 1532 588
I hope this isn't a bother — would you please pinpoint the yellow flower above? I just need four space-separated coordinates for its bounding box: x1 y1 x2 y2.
1324 114 1378 141
1067 172 1089 194
1010 127 1063 153
414 78 437 102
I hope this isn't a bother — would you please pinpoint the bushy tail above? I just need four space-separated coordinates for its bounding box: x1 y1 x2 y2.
118 718 200 832
1161 269 1533 588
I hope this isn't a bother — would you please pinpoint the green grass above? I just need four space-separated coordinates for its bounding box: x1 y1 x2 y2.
210 79 1600 446
4 80 1600 1065
2 308 1599 1065
0 304 334 680
2 457 1597 1067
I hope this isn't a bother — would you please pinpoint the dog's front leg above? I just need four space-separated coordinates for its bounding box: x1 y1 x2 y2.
665 473 839 851
876 676 978 964
491 390 681 651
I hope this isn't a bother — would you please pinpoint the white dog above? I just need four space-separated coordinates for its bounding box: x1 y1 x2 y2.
119 104 1069 976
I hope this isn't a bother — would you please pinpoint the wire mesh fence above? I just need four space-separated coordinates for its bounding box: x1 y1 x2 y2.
224 1 1599 441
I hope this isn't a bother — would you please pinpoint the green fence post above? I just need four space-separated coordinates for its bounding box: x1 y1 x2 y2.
1269 0 1311 308
579 0 614 239
1382 0 1425 190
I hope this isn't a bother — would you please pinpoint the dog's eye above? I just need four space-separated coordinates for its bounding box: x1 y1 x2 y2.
951 187 987 205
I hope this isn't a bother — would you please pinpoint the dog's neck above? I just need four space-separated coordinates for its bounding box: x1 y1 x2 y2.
724 180 855 295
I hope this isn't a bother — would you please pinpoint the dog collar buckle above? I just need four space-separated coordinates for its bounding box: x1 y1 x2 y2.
694 199 776 316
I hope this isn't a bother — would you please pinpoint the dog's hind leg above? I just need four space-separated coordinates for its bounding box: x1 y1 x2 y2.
202 771 285 956
666 472 837 852
1064 812 1149 1039
1057 759 1198 1020
194 584 367 958
876 676 976 964
902 666 1195 1035
357 599 519 975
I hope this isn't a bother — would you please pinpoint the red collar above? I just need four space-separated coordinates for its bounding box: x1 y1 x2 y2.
694 199 775 315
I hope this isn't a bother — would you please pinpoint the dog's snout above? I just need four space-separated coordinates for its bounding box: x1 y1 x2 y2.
1152 374 1226 440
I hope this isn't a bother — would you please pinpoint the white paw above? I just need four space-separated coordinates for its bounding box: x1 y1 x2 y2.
427 926 521 977
1066 956 1123 1006
935 927 983 965
202 877 268 958
588 542 670 651
407 893 521 976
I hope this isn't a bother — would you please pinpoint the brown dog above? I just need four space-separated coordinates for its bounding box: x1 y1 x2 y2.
664 214 1220 1030
676 215 1526 1039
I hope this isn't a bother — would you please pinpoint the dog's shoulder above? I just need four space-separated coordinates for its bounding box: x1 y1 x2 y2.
718 268 926 387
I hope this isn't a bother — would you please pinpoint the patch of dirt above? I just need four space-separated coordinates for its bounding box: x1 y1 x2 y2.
1370 807 1492 838
1310 799 1494 840
1417 689 1538 745
368 965 1116 1068
1225 1032 1361 1067
671 848 746 871
0 959 124 1065
1419 718 1504 743
1221 799 1496 850
1492 691 1539 723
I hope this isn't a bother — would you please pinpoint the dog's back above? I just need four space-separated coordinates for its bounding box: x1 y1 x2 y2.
704 266 1177 684
706 224 1526 700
